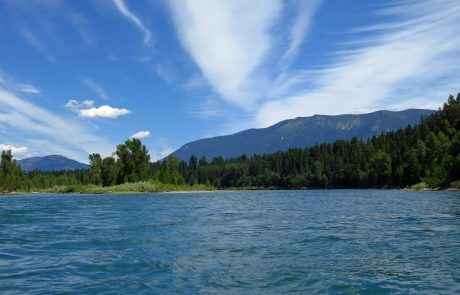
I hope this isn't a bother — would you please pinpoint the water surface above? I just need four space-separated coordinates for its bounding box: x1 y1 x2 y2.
1 190 459 294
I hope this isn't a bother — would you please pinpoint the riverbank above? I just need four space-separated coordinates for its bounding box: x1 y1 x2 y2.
406 180 460 191
0 181 215 195
3 179 459 195
3 183 459 196
45 182 215 194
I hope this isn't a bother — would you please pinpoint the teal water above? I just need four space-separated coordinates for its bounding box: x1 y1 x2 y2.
1 190 459 294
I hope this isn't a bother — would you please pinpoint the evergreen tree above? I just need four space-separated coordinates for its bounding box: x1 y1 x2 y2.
0 150 23 192
89 153 103 185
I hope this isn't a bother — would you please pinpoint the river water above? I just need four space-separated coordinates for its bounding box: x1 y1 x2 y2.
1 190 459 294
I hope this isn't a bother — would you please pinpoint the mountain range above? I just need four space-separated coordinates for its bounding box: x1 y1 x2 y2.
171 109 435 161
16 109 435 170
18 155 89 172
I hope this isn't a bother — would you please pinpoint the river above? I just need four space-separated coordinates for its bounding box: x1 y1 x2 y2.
1 190 459 294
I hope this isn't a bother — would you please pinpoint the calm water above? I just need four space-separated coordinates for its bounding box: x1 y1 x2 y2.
1 190 460 294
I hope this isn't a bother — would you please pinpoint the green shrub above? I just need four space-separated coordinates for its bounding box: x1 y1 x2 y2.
450 180 460 189
408 182 429 190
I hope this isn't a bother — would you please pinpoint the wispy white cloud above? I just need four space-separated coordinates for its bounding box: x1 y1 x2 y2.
17 25 54 62
169 0 282 108
0 144 28 155
280 0 322 67
170 1 459 132
182 74 207 91
153 64 173 84
67 12 96 46
18 84 40 94
0 71 114 162
112 0 152 44
255 0 460 126
188 97 223 118
82 77 107 99
5 0 97 56
130 130 151 139
0 71 41 95
79 105 131 118
0 86 113 162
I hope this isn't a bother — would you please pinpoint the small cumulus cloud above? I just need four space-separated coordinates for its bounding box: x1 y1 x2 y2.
0 144 28 155
79 105 131 118
65 99 95 109
130 130 151 139
65 99 130 119
82 100 95 107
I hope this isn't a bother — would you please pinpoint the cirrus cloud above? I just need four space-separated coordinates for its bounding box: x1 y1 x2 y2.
168 0 283 108
82 77 108 99
0 71 41 95
255 0 460 126
18 84 40 94
112 0 152 44
0 87 114 162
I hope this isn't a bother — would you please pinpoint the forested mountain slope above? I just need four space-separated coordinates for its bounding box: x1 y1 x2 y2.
18 155 89 172
172 109 435 161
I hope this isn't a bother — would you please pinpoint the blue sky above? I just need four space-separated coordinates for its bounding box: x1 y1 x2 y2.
0 0 459 163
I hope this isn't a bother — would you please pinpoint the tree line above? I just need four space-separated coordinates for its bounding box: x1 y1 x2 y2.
1 93 459 192
152 93 460 189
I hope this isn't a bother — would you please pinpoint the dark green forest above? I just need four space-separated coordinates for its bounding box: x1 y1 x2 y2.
1 93 460 193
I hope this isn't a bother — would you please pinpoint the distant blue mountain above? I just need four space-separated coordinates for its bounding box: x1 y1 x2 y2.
18 155 89 172
172 109 435 161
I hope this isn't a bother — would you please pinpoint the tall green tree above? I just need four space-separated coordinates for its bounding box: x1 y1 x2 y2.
0 150 23 192
101 156 118 186
115 138 150 183
89 153 103 185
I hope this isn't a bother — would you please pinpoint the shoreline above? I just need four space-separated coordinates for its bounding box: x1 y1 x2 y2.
2 187 458 196
1 191 215 196
0 190 219 196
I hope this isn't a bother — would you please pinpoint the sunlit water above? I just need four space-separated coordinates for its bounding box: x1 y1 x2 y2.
1 190 459 294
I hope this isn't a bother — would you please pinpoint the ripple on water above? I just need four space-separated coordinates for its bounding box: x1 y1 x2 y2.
0 190 459 294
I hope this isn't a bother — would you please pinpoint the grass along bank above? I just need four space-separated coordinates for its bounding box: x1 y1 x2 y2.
37 180 214 194
407 180 460 191
40 180 459 194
